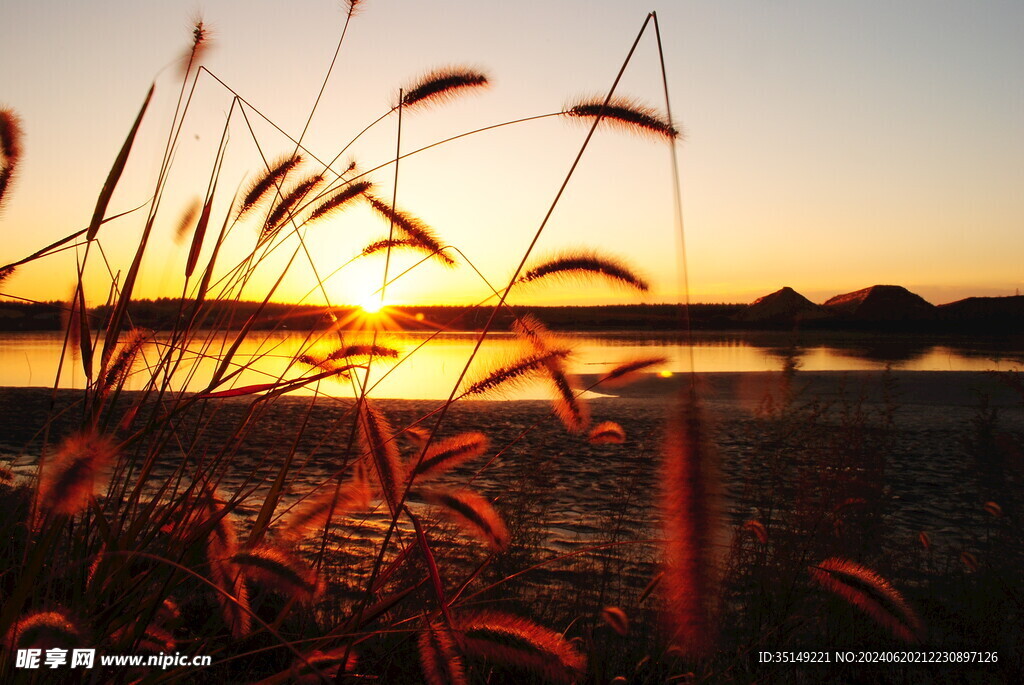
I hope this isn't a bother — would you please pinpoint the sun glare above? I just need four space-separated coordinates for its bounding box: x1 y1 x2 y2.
359 294 385 314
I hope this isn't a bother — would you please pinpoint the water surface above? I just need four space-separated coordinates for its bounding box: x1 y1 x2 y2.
1 329 1021 399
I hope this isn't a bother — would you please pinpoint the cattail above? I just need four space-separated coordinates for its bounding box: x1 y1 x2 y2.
661 392 718 658
414 432 489 480
423 488 509 552
0 107 23 212
600 357 669 388
399 67 489 110
601 607 629 636
264 173 324 235
307 179 372 223
99 328 151 395
518 250 649 292
563 96 680 141
364 195 455 267
275 477 371 543
230 545 320 602
173 198 201 244
358 400 405 516
291 648 359 684
456 610 585 684
461 348 571 398
588 421 626 444
808 557 924 642
6 610 80 650
742 520 768 545
418 617 467 685
237 155 302 218
36 432 116 519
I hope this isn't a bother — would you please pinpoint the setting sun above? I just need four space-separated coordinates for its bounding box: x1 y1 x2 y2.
358 293 386 314
360 300 383 315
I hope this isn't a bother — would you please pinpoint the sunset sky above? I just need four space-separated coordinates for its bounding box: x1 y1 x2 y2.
1 0 1022 307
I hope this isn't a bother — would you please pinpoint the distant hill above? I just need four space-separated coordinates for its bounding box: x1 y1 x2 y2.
823 285 936 322
938 295 1024 331
736 286 830 324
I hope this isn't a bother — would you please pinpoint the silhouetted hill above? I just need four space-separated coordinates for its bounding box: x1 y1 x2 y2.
823 285 936 322
736 286 830 324
939 295 1024 331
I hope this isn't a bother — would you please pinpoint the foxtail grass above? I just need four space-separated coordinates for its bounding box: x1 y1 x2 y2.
364 194 455 267
399 66 490 110
6 609 81 650
306 179 372 223
588 421 626 444
564 95 680 141
418 616 468 685
601 606 630 636
0 107 22 213
230 545 321 603
808 557 924 643
456 610 586 684
423 488 510 552
35 432 116 520
173 197 202 243
518 250 650 292
413 432 490 480
661 392 718 658
263 172 324 236
237 154 302 219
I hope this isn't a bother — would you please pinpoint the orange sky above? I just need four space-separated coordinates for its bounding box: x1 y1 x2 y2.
1 1 1022 309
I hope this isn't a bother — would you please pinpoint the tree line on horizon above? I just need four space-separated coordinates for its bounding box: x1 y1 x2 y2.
1 292 1021 333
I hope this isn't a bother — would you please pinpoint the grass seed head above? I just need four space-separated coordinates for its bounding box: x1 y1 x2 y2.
399 66 490 110
563 95 680 141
